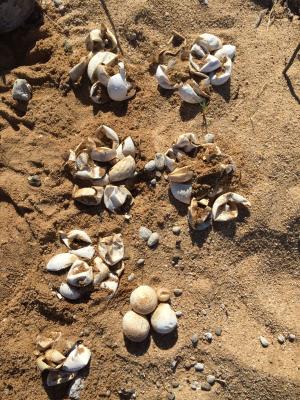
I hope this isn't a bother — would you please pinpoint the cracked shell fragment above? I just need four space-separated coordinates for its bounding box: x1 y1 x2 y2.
168 166 193 183
104 185 133 213
195 33 222 52
212 192 251 222
108 155 136 182
62 344 91 372
59 282 83 301
66 260 94 287
60 229 92 248
169 182 192 204
107 62 136 101
98 233 124 266
46 253 78 272
93 257 110 284
72 186 104 206
46 370 77 387
100 273 119 298
188 198 212 231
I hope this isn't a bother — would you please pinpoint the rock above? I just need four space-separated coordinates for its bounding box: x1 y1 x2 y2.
147 232 159 247
136 258 145 266
28 175 41 187
154 153 165 170
68 377 84 400
215 327 222 336
128 273 135 282
167 393 175 400
201 382 211 391
204 133 214 143
139 226 152 240
144 160 156 172
172 226 181 235
173 288 183 296
190 381 198 390
204 332 213 342
207 375 215 385
124 213 131 221
195 362 204 372
277 334 285 344
191 334 199 347
150 178 157 186
259 336 269 348
172 381 179 388
175 311 183 317
12 79 32 102
288 333 296 342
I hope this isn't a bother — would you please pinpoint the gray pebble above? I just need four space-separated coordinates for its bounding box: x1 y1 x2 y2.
147 232 159 247
12 79 32 102
144 160 156 172
173 288 183 296
204 133 215 143
288 333 296 342
154 153 165 170
201 382 211 391
194 362 204 372
175 311 183 317
259 336 269 348
150 178 157 186
128 273 135 282
172 226 181 235
277 334 285 344
215 327 222 336
28 175 41 187
167 393 175 400
204 332 213 342
136 258 145 266
207 375 215 385
68 377 84 400
191 334 199 347
155 170 162 178
190 382 198 390
171 381 179 388
139 226 152 240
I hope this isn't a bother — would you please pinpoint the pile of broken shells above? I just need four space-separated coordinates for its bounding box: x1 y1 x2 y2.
122 285 177 343
46 229 125 300
35 331 91 387
154 32 236 104
69 24 136 103
144 132 250 230
67 124 137 213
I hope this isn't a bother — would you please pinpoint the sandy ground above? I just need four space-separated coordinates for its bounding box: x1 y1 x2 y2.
0 0 300 399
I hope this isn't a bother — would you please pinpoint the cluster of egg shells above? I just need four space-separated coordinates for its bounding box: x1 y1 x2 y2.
35 331 91 387
68 125 137 213
122 285 178 342
69 24 135 103
155 32 236 104
144 132 250 230
46 230 125 300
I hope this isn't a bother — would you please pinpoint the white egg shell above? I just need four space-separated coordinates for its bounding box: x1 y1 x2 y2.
66 260 93 287
59 282 82 301
46 253 78 272
151 303 177 334
62 344 91 372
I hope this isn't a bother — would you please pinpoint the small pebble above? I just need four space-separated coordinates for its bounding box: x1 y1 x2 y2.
277 334 285 344
155 171 162 178
204 332 213 342
172 226 181 235
194 362 204 372
171 381 179 388
191 334 199 347
150 178 157 186
288 334 296 342
201 382 211 391
124 213 131 221
190 382 198 390
175 311 183 317
207 375 215 385
144 160 156 172
139 226 152 240
215 327 222 336
204 133 215 143
136 258 145 266
12 79 32 102
28 175 41 187
154 153 165 170
157 287 170 302
147 232 159 247
259 336 269 348
167 393 175 400
173 288 183 296
128 273 135 282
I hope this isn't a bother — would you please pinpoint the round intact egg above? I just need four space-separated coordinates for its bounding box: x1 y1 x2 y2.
130 285 158 315
151 303 177 334
122 310 150 342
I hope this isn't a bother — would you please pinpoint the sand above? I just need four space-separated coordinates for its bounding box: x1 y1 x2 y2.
0 0 299 399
